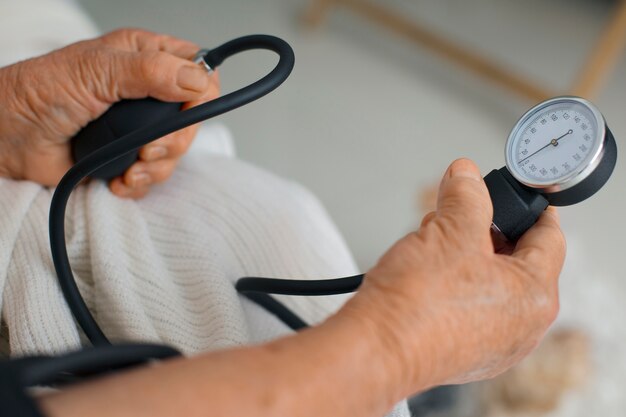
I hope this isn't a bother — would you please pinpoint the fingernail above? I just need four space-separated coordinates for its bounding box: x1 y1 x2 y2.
132 172 151 187
449 160 481 181
177 65 209 92
145 146 167 161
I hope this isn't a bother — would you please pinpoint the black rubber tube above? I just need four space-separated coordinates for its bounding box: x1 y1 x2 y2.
49 35 295 347
17 344 180 387
241 293 309 331
236 274 364 296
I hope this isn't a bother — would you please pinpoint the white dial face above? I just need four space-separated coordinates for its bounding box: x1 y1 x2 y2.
506 99 602 187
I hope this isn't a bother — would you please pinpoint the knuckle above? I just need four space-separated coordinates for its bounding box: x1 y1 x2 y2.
503 259 559 328
528 284 559 326
102 28 133 45
113 28 134 38
419 211 436 229
89 48 120 102
109 28 147 42
138 51 165 81
154 34 176 50
544 287 560 322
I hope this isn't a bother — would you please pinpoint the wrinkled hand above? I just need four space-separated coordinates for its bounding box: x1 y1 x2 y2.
0 28 220 198
342 158 565 397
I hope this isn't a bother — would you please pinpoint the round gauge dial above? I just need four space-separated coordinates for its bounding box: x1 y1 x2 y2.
505 97 606 194
487 96 616 240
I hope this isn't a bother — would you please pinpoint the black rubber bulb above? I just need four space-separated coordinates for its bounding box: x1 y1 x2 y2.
71 98 182 180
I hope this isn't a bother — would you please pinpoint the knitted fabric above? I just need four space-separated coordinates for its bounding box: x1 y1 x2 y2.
0 126 409 416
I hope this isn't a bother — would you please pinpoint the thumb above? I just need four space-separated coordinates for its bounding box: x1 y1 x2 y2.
90 49 213 104
436 158 493 241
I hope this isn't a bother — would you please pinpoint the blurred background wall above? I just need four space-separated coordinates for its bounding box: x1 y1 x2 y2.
77 0 626 272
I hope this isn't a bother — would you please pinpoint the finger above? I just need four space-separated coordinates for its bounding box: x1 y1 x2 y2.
511 207 566 283
137 75 219 162
139 125 198 162
123 159 179 187
436 158 493 238
109 177 151 199
101 28 199 59
93 49 211 103
184 70 221 105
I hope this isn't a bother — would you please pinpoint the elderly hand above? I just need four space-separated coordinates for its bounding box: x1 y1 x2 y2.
0 28 219 198
341 158 565 398
36 158 566 417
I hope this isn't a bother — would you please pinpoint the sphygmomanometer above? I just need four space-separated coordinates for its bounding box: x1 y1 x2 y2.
3 34 616 415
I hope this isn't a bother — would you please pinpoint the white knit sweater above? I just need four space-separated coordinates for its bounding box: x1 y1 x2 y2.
0 125 409 416
0 1 409 414
3 124 356 353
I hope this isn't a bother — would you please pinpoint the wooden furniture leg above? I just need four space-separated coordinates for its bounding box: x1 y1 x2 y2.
305 0 553 102
303 0 626 102
302 0 339 28
572 0 626 98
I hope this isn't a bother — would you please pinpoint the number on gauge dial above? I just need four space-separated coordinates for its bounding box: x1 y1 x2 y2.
514 107 595 183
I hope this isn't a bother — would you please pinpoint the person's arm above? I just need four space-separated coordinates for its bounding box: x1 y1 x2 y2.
38 159 565 417
40 314 403 417
0 28 219 198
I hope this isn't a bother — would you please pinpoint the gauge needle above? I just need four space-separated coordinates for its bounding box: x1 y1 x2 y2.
518 129 574 164
555 129 574 143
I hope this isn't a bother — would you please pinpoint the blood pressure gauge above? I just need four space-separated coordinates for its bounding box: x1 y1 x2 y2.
485 96 617 241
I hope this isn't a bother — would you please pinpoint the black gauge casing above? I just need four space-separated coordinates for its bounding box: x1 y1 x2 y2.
485 97 617 242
